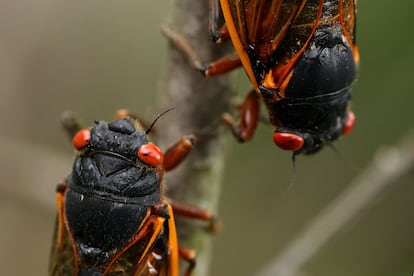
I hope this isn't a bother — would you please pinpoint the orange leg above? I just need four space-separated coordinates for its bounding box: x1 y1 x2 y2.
203 55 242 77
222 89 260 142
114 109 150 131
114 109 160 136
168 200 217 276
163 135 196 172
60 111 83 140
169 200 218 233
209 0 230 43
161 24 242 77
178 246 197 276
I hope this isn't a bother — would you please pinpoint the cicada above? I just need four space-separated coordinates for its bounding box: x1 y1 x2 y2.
49 113 215 275
164 0 359 155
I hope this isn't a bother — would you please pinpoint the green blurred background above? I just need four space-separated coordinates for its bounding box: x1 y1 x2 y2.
1 1 413 275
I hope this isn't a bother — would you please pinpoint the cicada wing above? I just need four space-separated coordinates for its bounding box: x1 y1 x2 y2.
220 0 332 89
104 213 178 276
49 216 77 275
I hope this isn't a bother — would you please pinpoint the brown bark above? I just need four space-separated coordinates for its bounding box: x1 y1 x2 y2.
155 1 234 275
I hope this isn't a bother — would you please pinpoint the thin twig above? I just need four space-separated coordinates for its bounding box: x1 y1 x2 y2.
155 1 233 275
256 130 414 276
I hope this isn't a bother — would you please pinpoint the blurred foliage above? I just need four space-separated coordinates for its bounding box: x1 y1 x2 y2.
0 1 413 275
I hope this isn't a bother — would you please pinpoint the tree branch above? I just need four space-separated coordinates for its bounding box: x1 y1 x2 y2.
155 1 233 275
256 130 414 276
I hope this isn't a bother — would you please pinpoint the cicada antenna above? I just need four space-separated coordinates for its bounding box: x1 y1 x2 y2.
146 108 175 135
328 143 360 172
286 152 298 191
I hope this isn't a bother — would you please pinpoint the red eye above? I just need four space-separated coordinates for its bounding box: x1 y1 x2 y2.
273 132 304 151
342 111 356 135
73 128 91 149
137 143 164 167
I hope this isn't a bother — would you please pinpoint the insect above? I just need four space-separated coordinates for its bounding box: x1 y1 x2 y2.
163 0 359 155
49 112 216 275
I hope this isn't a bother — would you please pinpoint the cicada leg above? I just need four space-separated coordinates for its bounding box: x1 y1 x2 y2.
222 89 260 142
209 0 230 43
163 135 196 171
161 24 242 77
168 200 218 276
178 246 196 276
169 200 218 233
61 111 84 140
114 109 151 131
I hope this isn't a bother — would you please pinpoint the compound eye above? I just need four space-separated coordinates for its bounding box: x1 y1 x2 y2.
73 129 91 149
342 111 356 135
273 132 304 151
137 143 164 167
